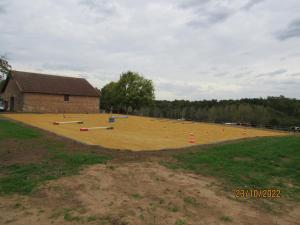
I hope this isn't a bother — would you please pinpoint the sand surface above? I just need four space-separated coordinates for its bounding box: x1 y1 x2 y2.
3 114 286 151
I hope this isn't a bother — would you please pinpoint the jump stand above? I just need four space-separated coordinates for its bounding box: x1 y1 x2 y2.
109 117 115 123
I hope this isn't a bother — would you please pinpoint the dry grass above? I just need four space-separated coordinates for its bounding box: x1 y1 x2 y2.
3 114 286 151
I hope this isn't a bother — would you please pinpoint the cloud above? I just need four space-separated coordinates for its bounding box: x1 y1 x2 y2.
242 0 265 11
156 80 203 99
178 0 210 9
213 72 228 77
288 72 300 77
1 0 300 100
155 78 245 100
182 0 266 28
187 10 234 27
42 63 89 72
0 1 7 14
232 71 253 79
177 1 239 28
276 18 300 41
256 69 287 78
79 0 117 16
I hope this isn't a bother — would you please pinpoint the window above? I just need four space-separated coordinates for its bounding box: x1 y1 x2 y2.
64 95 69 101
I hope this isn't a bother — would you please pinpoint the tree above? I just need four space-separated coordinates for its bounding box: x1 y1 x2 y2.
0 55 11 80
100 71 155 113
116 71 154 113
100 82 118 112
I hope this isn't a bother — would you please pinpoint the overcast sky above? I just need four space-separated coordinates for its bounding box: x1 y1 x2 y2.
1 0 300 100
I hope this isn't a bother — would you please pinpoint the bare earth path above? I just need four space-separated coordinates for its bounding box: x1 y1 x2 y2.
1 161 299 225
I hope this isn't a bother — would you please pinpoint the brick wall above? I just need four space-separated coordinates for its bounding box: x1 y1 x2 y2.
1 78 23 111
23 93 99 113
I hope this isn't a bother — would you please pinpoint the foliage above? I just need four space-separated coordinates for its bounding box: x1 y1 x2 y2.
100 71 154 113
134 96 300 127
169 136 300 200
0 55 11 80
100 81 119 112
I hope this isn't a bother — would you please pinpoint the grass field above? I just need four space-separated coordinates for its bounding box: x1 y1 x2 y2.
3 113 287 151
0 118 111 195
0 117 299 225
0 118 41 141
166 136 300 200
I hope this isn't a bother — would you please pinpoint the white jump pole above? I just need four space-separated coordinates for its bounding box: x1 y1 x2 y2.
80 126 113 131
53 121 83 125
112 115 128 119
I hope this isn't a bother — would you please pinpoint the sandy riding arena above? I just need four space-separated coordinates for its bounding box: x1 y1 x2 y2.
3 114 286 151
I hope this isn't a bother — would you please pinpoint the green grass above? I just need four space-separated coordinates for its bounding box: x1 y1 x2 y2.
175 219 186 225
0 119 41 140
0 118 111 195
167 204 179 212
220 216 233 222
183 196 199 207
0 149 111 195
87 215 97 222
131 193 143 199
170 136 300 200
63 209 80 222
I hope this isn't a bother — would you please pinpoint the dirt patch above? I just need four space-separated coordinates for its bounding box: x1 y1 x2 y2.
0 139 50 165
3 113 286 151
0 162 299 225
0 130 114 166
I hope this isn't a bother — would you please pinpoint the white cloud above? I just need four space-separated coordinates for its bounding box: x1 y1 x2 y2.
0 0 300 100
276 18 300 41
242 0 265 10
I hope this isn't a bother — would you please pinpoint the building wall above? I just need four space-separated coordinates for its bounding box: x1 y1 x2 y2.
1 79 23 111
23 93 99 113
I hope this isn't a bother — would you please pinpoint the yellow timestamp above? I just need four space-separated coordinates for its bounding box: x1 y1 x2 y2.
234 189 281 199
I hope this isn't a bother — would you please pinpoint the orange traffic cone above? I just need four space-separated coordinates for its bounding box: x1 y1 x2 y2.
189 132 196 144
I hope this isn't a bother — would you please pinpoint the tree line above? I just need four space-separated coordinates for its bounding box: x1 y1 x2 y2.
133 96 300 128
100 72 300 128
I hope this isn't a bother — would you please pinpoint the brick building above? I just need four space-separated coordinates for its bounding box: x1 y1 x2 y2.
0 70 100 113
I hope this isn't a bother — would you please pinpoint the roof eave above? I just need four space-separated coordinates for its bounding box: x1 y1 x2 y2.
22 91 100 97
